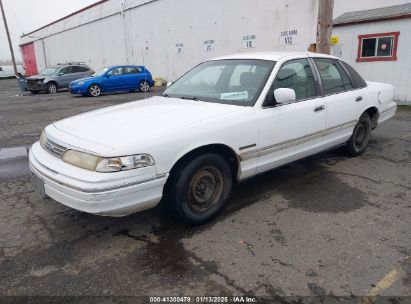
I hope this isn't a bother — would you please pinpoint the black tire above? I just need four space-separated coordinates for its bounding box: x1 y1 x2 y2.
347 112 372 156
46 82 58 94
167 153 233 225
88 84 101 97
139 80 150 93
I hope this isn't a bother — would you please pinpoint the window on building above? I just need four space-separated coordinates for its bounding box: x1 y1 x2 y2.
357 32 399 62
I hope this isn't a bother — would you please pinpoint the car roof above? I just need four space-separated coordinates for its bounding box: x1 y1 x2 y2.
107 65 143 68
211 51 338 61
49 64 88 68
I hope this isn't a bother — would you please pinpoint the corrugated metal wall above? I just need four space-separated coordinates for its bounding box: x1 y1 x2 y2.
20 0 319 80
332 19 411 103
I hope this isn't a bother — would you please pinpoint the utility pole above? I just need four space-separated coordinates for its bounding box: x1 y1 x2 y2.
316 0 334 54
0 0 18 75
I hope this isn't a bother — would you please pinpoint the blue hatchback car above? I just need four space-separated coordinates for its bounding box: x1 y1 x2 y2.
69 65 155 97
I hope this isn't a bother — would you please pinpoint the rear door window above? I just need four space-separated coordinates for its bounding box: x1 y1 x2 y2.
71 66 83 73
313 58 345 95
124 67 140 74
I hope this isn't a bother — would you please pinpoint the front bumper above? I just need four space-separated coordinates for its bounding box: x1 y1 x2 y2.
69 83 88 94
29 142 168 216
27 81 46 91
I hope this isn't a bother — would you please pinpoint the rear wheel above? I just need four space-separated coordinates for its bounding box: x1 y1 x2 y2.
139 80 150 93
347 112 372 156
46 82 57 94
167 153 232 225
88 84 101 97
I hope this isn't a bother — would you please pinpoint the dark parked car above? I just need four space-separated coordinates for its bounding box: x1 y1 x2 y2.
26 63 94 94
69 65 154 97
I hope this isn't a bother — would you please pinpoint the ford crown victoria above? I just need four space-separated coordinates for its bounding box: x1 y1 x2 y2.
29 52 397 224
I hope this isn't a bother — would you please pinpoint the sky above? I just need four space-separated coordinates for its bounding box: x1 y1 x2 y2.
1 0 410 62
0 0 97 61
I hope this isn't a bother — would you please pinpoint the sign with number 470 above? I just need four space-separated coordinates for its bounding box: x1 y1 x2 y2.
280 29 298 46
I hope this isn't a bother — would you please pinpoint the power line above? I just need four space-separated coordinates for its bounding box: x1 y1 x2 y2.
0 0 18 75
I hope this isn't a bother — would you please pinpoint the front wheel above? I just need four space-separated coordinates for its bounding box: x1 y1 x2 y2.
167 153 233 225
347 112 372 156
46 83 57 94
139 80 150 93
88 84 101 97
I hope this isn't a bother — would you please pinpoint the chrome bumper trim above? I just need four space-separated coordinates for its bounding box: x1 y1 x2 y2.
30 161 167 194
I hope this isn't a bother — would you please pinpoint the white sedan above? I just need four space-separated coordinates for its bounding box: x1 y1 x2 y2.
29 52 397 224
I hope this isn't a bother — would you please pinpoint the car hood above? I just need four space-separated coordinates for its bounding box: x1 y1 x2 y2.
26 75 45 80
52 96 244 154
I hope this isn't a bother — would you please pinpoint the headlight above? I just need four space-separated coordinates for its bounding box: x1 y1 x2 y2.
95 154 155 172
39 130 46 147
62 150 100 171
61 150 155 172
77 81 85 85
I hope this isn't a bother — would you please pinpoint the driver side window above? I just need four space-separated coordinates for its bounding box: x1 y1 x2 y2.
108 67 124 76
266 58 317 105
59 66 72 75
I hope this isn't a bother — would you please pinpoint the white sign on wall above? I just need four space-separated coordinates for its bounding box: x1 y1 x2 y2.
279 29 298 46
176 43 184 54
242 34 256 49
204 40 215 52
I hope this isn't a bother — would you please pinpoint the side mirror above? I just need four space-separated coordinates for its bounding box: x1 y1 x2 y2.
58 72 64 76
105 74 110 78
274 88 296 104
166 81 173 88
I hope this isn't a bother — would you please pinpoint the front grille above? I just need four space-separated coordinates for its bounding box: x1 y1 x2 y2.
27 79 43 90
42 136 67 158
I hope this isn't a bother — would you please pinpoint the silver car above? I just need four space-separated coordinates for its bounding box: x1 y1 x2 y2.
26 63 94 94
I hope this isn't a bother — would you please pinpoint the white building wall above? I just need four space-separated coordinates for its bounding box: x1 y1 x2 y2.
124 0 318 80
20 0 319 80
332 19 411 102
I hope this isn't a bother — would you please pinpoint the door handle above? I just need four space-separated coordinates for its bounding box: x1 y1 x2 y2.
355 96 363 102
314 105 325 112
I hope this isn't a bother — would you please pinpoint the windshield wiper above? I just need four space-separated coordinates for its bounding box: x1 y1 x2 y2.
180 96 201 101
161 93 171 97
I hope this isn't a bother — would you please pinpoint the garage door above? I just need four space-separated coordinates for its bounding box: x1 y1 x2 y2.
20 43 38 76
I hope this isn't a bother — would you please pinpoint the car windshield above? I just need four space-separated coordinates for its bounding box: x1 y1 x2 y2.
93 67 109 77
162 59 275 106
39 67 59 76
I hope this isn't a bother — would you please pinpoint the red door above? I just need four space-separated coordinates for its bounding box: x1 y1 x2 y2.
20 43 38 76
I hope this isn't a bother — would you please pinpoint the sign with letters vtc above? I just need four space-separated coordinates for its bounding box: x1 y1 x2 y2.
204 40 215 52
280 29 298 46
176 43 184 54
242 35 256 49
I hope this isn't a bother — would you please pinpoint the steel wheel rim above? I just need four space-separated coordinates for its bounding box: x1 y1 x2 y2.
188 166 223 212
49 84 56 94
140 81 149 92
354 122 369 151
90 85 100 96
